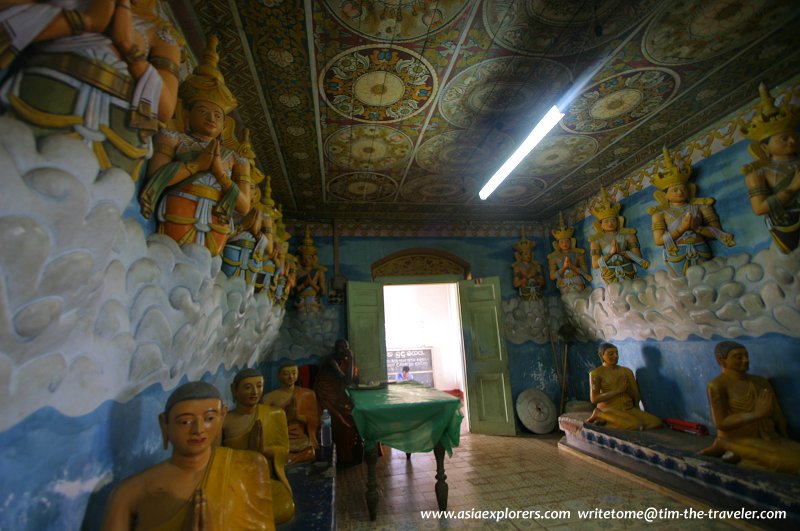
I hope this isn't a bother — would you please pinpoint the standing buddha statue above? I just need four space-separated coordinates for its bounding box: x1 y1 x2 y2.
648 146 734 276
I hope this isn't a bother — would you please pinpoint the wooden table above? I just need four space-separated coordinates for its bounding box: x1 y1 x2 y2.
348 383 463 520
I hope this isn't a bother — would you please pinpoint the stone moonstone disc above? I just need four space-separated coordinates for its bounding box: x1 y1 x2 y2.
516 388 557 434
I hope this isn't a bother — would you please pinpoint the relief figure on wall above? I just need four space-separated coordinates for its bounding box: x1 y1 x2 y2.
586 343 662 431
102 382 275 530
649 146 734 276
0 0 182 177
512 229 545 301
740 83 800 254
700 342 800 474
589 188 649 285
139 35 251 257
294 226 326 313
547 212 591 294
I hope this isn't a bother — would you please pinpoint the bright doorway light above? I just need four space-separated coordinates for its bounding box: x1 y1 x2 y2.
478 105 564 200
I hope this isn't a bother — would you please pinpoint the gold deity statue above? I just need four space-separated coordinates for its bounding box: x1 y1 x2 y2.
740 83 800 254
102 381 275 530
139 35 251 256
589 188 649 285
262 361 320 465
222 368 295 524
547 212 591 294
586 343 662 431
294 226 327 313
512 229 545 301
699 342 800 473
649 146 734 276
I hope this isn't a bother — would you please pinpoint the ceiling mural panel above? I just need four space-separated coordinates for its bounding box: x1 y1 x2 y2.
322 0 472 41
179 0 800 223
439 56 573 129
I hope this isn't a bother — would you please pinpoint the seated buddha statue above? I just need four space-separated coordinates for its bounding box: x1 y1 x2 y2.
222 368 295 524
699 341 800 473
102 381 275 530
586 343 662 430
262 361 319 465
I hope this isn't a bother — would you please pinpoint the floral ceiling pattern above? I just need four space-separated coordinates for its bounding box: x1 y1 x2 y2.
182 0 800 223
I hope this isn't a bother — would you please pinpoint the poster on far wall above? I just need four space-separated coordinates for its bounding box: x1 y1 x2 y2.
387 348 433 386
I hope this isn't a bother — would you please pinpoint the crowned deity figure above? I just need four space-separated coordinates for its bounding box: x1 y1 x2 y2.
139 35 251 257
589 188 649 285
547 212 591 294
740 83 800 254
294 226 326 313
221 130 269 286
512 230 545 301
648 147 734 276
254 177 279 295
0 0 182 178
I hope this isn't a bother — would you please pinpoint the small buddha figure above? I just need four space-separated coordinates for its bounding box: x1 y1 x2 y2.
222 368 294 524
699 341 800 473
102 381 275 530
547 212 591 294
0 0 182 177
740 83 800 253
586 343 662 431
294 226 327 313
139 35 251 257
649 147 734 276
512 230 545 301
314 339 363 468
589 188 649 285
262 361 320 465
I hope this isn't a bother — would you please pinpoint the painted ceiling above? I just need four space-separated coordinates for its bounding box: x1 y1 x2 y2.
177 0 800 223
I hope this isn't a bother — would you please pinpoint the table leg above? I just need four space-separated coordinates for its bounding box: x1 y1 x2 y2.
365 444 379 520
434 442 448 510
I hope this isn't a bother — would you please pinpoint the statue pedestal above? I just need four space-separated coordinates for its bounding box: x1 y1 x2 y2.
279 448 337 530
558 412 800 525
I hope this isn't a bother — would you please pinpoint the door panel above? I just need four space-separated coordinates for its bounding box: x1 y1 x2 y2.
459 277 515 436
346 281 386 384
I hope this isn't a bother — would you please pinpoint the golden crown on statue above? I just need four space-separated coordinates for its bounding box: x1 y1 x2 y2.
590 187 621 221
179 35 238 114
513 228 534 253
551 212 574 240
651 146 691 190
740 82 799 143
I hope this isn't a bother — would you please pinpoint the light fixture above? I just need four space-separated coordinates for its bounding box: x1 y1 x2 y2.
479 105 564 200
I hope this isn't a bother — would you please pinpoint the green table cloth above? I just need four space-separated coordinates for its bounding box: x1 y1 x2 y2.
348 383 463 455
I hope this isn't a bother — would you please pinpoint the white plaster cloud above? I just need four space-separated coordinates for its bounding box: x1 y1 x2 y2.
561 246 800 341
0 117 284 431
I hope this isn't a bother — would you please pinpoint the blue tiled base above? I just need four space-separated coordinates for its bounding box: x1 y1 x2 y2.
558 412 800 529
278 452 336 531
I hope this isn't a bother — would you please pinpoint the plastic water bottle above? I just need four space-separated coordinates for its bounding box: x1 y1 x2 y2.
319 409 333 462
320 409 332 448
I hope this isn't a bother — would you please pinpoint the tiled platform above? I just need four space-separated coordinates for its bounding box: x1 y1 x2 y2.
558 412 799 530
335 431 763 530
279 456 336 531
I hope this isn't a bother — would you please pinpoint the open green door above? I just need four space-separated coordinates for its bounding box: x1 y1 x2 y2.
346 281 387 384
458 277 516 436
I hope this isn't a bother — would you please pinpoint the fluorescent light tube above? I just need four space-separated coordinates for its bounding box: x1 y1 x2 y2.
479 105 565 200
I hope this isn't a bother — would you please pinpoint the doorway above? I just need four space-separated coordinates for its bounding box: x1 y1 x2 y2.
382 283 469 430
